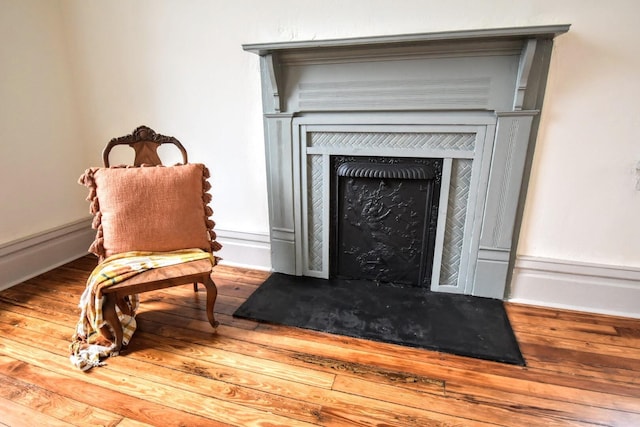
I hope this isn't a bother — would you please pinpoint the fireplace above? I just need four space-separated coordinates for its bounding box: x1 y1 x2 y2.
244 25 569 298
331 156 442 287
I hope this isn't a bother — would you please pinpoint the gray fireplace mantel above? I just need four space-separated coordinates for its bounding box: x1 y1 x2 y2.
244 25 569 299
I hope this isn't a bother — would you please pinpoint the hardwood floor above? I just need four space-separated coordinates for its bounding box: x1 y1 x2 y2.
0 256 639 426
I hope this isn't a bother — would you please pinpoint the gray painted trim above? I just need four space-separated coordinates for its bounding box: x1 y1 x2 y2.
430 158 452 291
513 39 538 110
250 27 568 299
0 218 95 290
215 229 271 271
510 256 640 319
295 118 493 293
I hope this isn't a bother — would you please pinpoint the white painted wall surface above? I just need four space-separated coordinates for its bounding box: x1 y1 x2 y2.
1 1 639 312
0 0 87 243
56 0 640 267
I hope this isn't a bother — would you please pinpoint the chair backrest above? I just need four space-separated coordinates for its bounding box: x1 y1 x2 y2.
102 125 188 167
82 125 219 261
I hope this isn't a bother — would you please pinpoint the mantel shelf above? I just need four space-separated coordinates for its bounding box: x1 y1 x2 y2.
242 24 570 55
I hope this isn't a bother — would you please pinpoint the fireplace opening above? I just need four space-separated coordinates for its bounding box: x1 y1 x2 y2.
330 156 442 288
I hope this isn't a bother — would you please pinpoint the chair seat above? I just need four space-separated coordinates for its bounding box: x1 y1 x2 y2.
100 258 219 352
102 258 213 295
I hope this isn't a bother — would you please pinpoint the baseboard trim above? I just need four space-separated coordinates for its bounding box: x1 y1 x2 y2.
215 229 272 271
509 256 640 319
0 224 272 291
0 218 95 291
10 224 636 318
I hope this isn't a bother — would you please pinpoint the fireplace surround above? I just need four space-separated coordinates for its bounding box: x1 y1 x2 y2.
244 25 569 298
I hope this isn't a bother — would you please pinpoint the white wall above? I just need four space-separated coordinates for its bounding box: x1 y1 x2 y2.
517 2 640 268
60 0 270 236
57 0 640 268
0 0 87 244
2 1 639 313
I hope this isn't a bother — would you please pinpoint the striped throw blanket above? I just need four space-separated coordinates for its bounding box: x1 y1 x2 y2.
70 249 214 371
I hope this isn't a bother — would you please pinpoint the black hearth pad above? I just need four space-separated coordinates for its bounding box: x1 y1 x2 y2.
233 273 525 365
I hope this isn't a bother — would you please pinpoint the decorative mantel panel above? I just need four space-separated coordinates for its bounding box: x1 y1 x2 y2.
244 25 569 298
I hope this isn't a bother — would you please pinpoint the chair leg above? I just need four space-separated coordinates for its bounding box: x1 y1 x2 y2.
202 275 219 330
193 282 198 292
102 294 123 354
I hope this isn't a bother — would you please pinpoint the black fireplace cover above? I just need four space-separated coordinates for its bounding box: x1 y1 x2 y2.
331 156 441 287
233 273 525 365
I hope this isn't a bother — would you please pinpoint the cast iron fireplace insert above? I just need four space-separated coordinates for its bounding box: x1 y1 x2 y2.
330 156 442 288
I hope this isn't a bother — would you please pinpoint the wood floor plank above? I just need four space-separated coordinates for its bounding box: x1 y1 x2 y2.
506 303 640 330
0 396 75 427
510 315 621 337
114 418 156 427
332 374 606 427
441 380 640 427
108 346 487 427
85 346 328 425
132 308 637 422
519 341 640 380
519 351 640 388
130 331 336 389
0 350 230 427
0 336 315 427
0 313 332 420
229 323 640 409
0 310 332 425
515 331 640 361
114 333 492 426
0 360 121 426
0 257 639 427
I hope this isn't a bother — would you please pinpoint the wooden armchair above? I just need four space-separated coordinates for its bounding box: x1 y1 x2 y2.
76 126 221 359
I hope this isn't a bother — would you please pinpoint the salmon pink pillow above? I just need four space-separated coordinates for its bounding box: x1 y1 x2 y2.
79 163 222 259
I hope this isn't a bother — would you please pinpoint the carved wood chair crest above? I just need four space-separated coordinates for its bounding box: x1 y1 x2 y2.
103 125 189 167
